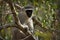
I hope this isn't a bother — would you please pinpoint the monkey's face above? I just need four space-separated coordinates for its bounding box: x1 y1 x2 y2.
25 10 33 17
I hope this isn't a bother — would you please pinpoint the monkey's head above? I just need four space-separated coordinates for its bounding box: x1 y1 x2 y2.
24 5 33 17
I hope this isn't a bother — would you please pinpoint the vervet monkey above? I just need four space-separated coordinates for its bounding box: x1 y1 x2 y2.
18 5 34 33
12 5 35 40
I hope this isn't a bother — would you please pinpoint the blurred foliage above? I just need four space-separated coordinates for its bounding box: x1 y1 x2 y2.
0 0 59 40
35 30 52 40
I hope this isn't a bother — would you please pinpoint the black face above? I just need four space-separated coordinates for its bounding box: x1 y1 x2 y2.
26 10 33 17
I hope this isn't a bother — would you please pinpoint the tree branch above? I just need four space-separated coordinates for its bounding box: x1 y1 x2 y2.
14 3 23 10
3 0 26 32
0 23 16 30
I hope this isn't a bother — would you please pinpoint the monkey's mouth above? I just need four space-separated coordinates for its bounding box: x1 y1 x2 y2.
26 10 33 17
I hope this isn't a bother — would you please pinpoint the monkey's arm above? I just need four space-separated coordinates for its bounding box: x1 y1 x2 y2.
32 16 42 27
32 16 48 31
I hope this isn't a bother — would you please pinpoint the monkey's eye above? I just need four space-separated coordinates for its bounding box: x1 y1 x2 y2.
26 10 33 17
